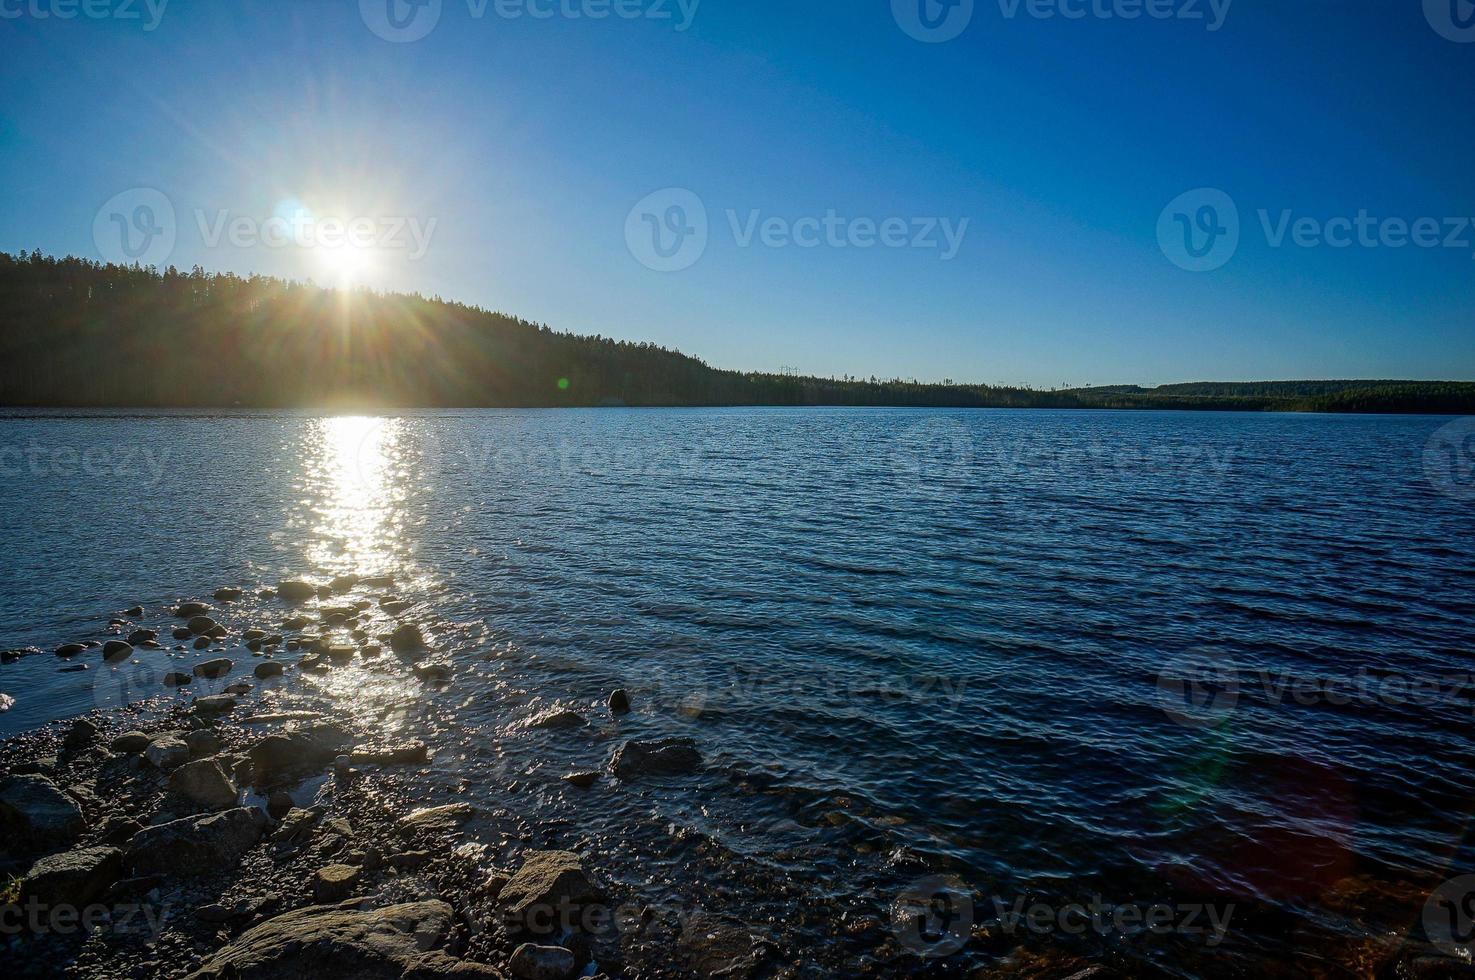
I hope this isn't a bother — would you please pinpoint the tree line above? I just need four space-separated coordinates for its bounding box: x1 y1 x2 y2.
1 251 1470 414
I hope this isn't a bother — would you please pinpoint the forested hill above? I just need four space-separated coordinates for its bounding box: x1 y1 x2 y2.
2 252 1472 414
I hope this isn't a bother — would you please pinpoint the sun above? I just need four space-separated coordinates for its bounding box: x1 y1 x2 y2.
317 243 374 286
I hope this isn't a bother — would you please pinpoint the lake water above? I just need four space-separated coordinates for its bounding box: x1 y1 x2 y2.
1 407 1472 975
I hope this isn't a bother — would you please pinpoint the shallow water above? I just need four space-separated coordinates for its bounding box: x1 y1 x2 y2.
1 407 1472 974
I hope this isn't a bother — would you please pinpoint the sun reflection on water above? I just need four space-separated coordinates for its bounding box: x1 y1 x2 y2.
306 415 406 579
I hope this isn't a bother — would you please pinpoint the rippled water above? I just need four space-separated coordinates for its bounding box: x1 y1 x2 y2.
1 408 1472 974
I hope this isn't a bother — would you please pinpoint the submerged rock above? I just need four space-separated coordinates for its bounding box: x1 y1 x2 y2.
194 657 234 679
509 943 577 980
188 616 219 636
175 601 211 617
254 661 285 679
277 580 317 602
163 671 193 687
126 806 265 877
0 774 86 852
184 899 498 979
388 623 426 652
610 737 704 778
214 587 244 602
21 845 123 907
524 708 586 730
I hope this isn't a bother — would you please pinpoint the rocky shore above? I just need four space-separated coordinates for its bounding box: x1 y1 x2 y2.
0 576 776 980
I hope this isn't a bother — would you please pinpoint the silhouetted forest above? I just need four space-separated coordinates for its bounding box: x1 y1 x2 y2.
2 252 1472 413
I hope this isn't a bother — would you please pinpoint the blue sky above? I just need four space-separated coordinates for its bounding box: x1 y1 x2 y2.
1 0 1472 386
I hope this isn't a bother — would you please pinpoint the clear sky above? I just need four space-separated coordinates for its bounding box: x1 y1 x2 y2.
1 0 1471 387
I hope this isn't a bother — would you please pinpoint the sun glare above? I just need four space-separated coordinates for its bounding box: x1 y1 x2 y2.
318 243 374 285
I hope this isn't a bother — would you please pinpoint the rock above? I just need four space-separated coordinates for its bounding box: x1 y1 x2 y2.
412 661 451 682
184 899 500 979
176 601 211 617
562 771 599 789
396 802 474 836
63 717 99 751
97 814 144 847
102 640 133 662
509 943 577 980
0 693 13 711
2 646 41 663
164 671 193 687
313 863 362 902
171 759 239 809
145 736 191 769
677 911 765 977
172 626 193 640
0 775 86 852
184 729 222 756
524 708 586 730
330 573 360 592
248 721 354 786
126 628 157 646
610 737 703 778
277 580 317 602
386 850 431 870
126 806 264 877
194 657 234 679
361 644 382 657
272 806 323 845
214 587 244 602
326 644 356 664
124 605 145 616
20 845 123 907
388 623 425 652
283 615 311 630
608 688 631 714
188 615 219 636
194 695 238 714
110 731 152 754
54 642 85 657
351 742 429 765
255 661 285 679
499 850 603 933
58 663 89 673
190 635 211 650
380 599 412 615
224 682 253 696
266 790 296 819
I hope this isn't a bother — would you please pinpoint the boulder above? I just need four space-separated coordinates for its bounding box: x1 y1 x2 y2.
326 644 356 664
254 661 285 679
145 736 191 769
412 662 451 682
126 807 264 877
396 803 474 837
184 729 222 756
163 671 193 687
188 616 219 636
54 643 85 657
277 580 317 603
380 599 412 615
102 640 133 662
350 742 429 766
389 623 425 652
0 775 86 852
110 731 152 754
608 689 631 714
194 695 238 714
248 721 354 786
509 943 577 980
214 587 244 602
610 737 703 778
172 626 194 640
171 759 238 810
124 605 145 616
524 708 586 730
127 629 157 645
193 636 212 650
63 717 99 751
562 772 599 789
20 845 122 907
498 850 603 933
175 601 211 617
313 863 362 903
194 658 234 679
184 899 500 979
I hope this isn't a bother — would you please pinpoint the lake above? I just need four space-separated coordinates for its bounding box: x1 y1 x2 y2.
1 407 1472 975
